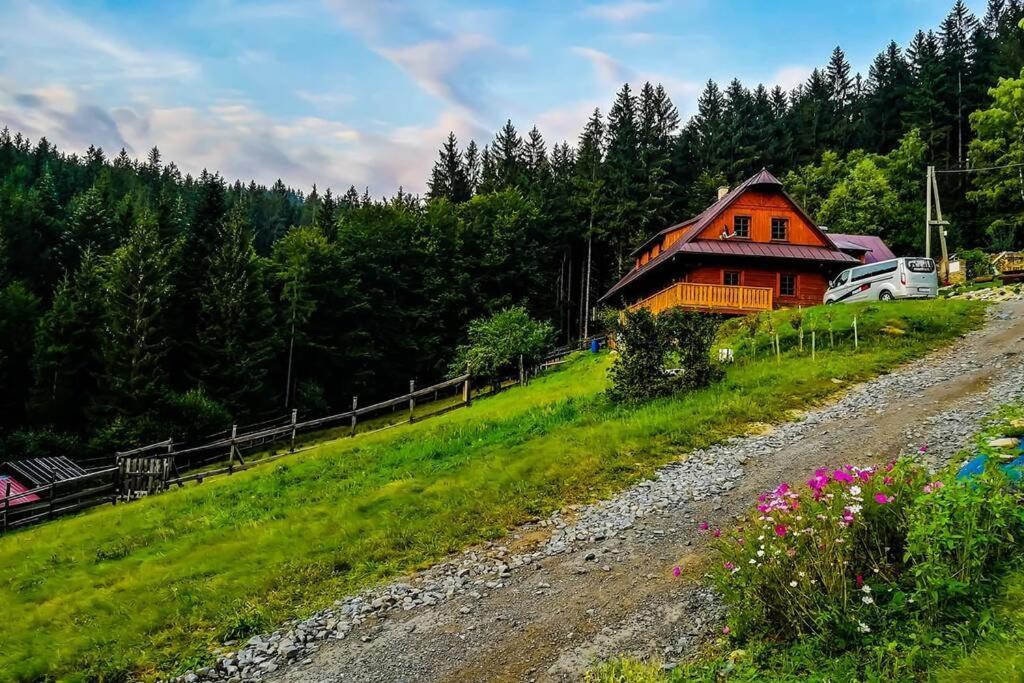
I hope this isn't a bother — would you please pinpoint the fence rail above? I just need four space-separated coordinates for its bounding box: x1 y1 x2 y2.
0 371 508 533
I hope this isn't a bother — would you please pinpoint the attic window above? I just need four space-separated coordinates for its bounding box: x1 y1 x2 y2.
733 216 750 238
771 217 789 241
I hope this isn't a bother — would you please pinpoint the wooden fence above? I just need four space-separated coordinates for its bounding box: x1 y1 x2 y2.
0 372 486 533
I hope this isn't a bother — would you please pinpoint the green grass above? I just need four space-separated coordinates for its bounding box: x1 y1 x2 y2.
0 299 984 682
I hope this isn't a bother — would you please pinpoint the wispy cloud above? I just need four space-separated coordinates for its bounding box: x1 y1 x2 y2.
572 46 634 86
323 0 526 121
583 1 666 23
0 3 199 83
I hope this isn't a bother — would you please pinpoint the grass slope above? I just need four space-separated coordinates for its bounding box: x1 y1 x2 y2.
0 300 984 682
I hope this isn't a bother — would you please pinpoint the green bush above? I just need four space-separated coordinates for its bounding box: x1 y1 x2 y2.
451 306 553 387
960 248 994 280
607 307 722 403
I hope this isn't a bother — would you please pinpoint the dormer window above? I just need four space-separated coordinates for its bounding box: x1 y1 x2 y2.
771 217 789 241
733 216 750 238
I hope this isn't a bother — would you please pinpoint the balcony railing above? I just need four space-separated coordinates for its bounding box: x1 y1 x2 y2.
627 281 773 315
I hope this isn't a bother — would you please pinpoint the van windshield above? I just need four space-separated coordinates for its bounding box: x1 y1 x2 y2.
833 271 849 287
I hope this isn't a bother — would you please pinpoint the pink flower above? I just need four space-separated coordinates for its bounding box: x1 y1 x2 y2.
723 562 736 571
775 482 791 496
918 445 929 453
698 521 709 531
736 538 745 545
923 480 944 494
712 529 721 538
833 470 855 483
883 476 894 485
774 524 788 537
856 574 864 588
857 470 873 482
786 548 797 558
874 493 891 504
722 626 731 635
673 565 681 577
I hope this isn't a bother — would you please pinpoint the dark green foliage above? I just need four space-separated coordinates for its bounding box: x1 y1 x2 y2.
1 0 1023 459
607 307 722 403
959 247 994 279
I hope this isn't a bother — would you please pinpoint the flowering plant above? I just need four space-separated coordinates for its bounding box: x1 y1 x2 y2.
708 458 930 642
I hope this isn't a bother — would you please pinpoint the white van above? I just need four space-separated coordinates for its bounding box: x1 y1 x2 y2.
824 257 938 304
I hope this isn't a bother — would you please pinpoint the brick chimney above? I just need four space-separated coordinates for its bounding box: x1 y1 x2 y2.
717 186 729 201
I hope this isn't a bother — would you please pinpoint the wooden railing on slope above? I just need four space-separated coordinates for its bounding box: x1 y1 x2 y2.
628 282 773 315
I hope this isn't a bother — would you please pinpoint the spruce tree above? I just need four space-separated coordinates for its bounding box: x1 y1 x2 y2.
102 209 176 419
427 132 471 202
30 250 105 427
197 204 277 413
464 140 481 196
491 120 527 190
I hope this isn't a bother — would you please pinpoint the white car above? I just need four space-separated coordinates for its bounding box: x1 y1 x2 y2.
824 257 938 304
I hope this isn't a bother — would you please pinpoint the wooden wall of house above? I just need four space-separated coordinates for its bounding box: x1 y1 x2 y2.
695 190 827 246
686 265 829 308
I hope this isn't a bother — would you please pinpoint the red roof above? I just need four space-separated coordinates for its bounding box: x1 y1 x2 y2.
601 169 856 302
677 240 859 262
0 475 40 507
828 233 896 264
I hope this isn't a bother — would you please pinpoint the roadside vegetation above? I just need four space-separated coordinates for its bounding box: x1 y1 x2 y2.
590 400 1024 683
0 299 984 681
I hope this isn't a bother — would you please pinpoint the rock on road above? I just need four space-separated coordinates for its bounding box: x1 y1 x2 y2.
254 301 1024 683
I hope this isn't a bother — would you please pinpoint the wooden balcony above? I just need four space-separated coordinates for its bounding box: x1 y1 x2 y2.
627 282 773 316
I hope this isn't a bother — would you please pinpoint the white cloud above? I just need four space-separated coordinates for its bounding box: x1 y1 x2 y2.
583 2 665 23
571 46 634 86
1 3 199 83
770 65 813 91
323 0 526 121
0 79 480 196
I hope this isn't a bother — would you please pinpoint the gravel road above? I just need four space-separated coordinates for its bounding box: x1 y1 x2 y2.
186 301 1024 683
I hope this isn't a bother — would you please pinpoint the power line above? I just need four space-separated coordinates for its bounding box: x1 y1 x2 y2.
934 161 1024 174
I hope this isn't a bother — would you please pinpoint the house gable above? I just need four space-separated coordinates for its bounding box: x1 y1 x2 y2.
694 188 829 247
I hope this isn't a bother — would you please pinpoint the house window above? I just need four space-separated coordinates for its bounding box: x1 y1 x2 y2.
771 217 789 241
723 270 740 286
733 215 750 238
780 273 797 296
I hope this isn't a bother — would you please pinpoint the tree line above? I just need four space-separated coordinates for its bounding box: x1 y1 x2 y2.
1 0 1022 460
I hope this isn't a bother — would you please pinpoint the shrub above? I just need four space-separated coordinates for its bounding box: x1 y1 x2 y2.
708 457 1024 647
607 307 722 403
960 248 994 280
163 388 232 442
451 306 553 387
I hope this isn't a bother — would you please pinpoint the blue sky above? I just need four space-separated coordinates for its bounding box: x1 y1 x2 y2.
0 0 985 195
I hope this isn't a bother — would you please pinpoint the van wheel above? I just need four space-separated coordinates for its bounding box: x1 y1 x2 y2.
879 290 894 301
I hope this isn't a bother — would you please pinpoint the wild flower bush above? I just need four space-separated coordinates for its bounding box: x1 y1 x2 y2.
707 457 1024 648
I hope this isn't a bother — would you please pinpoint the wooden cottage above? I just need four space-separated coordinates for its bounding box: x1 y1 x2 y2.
599 169 883 315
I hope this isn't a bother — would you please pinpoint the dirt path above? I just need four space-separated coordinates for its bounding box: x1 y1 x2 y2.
268 302 1024 683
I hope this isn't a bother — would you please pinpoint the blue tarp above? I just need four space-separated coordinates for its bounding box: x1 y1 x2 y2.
956 450 1024 482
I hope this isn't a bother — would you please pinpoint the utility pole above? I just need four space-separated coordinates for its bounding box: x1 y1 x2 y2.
284 278 297 408
925 165 951 283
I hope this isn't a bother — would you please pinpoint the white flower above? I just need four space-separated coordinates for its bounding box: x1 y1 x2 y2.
862 595 875 605
861 584 872 594
858 621 871 633
789 580 798 587
850 486 862 496
757 550 765 557
798 571 806 577
848 504 863 514
749 559 756 564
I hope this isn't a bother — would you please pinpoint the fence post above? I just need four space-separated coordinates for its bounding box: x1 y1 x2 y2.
811 330 816 361
228 424 237 474
408 379 416 423
853 316 859 349
774 333 781 364
48 471 57 520
350 396 358 437
2 480 10 533
290 409 298 453
463 365 472 407
519 354 525 385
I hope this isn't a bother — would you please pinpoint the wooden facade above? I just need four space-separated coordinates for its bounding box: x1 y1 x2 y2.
601 169 868 315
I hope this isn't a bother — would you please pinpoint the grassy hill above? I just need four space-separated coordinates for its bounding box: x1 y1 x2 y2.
0 300 985 681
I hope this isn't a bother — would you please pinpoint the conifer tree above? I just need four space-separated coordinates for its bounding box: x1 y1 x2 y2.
197 204 277 412
102 209 176 418
427 132 471 202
